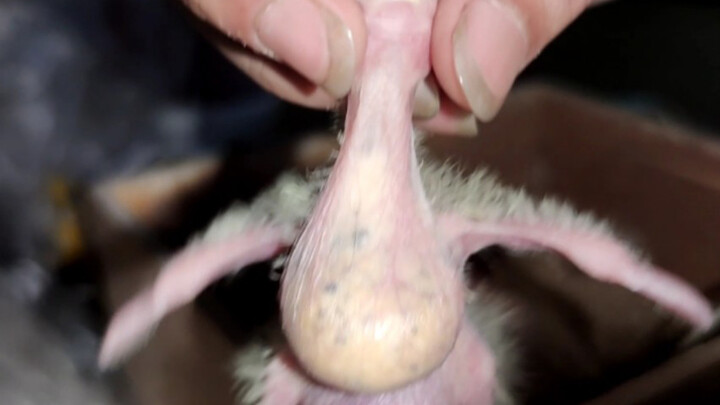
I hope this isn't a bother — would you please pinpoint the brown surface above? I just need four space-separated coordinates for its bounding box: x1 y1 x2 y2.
586 337 720 405
427 84 720 297
466 247 692 404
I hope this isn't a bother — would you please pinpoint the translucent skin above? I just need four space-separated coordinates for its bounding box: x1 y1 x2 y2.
279 0 465 394
257 320 497 405
97 0 715 402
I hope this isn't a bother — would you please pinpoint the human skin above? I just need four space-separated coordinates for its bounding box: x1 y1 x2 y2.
180 0 603 135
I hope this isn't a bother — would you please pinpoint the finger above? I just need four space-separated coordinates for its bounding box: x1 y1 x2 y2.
182 0 366 106
415 91 478 136
432 0 595 122
216 39 339 109
411 74 479 137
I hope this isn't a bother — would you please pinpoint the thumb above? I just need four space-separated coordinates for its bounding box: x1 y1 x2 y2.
432 0 597 122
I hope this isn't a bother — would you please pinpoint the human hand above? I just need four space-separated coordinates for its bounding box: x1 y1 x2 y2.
427 0 601 134
183 0 600 135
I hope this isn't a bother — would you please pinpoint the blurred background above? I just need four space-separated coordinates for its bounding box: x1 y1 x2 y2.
0 0 718 404
521 0 720 135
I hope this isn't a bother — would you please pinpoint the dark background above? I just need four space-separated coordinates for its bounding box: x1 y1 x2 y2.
520 0 720 136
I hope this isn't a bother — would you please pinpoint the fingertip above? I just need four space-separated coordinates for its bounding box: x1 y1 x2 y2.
452 0 527 121
433 0 591 122
254 0 360 99
413 76 441 119
433 0 528 122
314 0 367 98
218 43 339 110
186 0 366 104
432 0 511 122
416 94 479 137
431 0 471 114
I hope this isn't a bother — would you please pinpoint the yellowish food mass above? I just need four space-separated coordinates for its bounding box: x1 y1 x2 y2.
291 275 459 393
284 198 461 392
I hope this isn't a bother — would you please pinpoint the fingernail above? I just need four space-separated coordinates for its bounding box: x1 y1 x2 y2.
454 113 479 137
256 0 354 98
413 77 440 119
453 0 527 121
416 103 478 137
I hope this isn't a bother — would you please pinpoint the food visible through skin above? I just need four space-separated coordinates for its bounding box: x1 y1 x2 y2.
279 0 465 394
97 0 716 403
259 319 499 405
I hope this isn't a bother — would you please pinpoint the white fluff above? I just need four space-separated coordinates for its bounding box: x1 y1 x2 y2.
193 142 640 405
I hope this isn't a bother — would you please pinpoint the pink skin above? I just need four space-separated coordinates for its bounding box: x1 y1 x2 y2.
98 227 296 368
438 215 714 328
100 0 713 402
278 0 465 394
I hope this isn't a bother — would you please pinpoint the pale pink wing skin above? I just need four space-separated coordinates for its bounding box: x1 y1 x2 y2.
439 214 714 330
98 227 295 369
